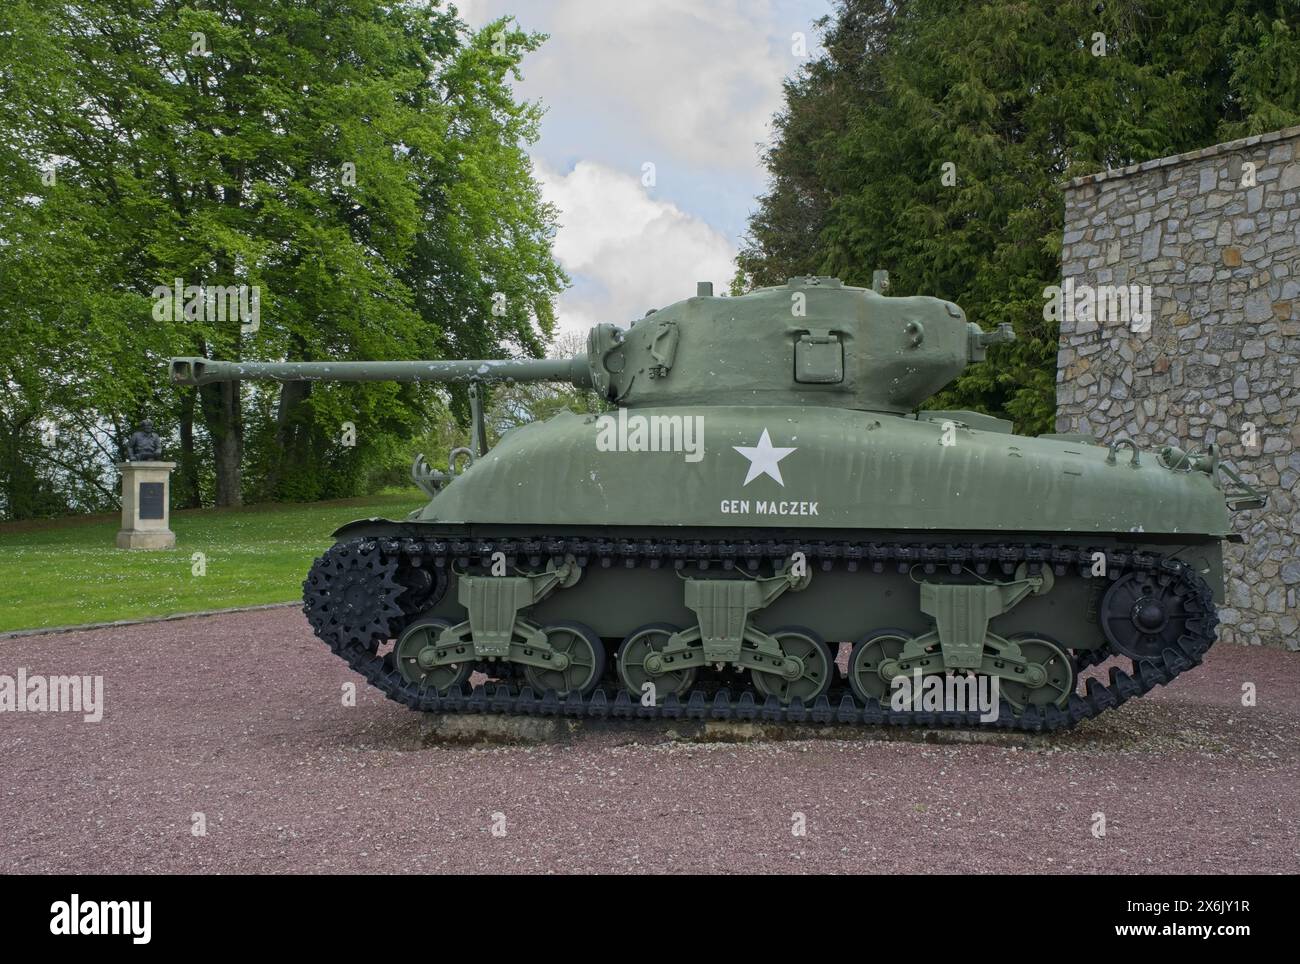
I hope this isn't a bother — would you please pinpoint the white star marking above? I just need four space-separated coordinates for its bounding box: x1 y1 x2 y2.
733 429 797 486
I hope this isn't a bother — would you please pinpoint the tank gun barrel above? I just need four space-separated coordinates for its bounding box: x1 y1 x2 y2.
169 356 593 388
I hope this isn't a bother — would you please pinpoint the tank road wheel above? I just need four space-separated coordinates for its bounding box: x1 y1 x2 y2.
523 622 606 696
303 543 406 650
1100 571 1201 662
617 623 696 705
998 634 1074 710
847 628 911 704
751 627 834 705
394 618 472 692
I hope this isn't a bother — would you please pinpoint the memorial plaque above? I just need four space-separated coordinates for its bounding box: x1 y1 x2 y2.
139 481 165 520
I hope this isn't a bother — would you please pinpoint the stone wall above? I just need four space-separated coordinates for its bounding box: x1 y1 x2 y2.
1056 125 1300 650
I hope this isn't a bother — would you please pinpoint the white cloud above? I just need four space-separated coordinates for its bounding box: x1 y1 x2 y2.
534 159 736 333
449 0 833 339
532 0 786 172
459 0 796 174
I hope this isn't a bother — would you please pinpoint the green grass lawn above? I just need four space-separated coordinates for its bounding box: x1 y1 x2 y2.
0 489 425 633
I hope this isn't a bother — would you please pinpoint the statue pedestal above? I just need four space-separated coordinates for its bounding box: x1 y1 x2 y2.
116 462 177 550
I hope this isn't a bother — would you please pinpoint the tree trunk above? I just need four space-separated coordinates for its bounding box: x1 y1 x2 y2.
200 380 243 507
177 389 202 508
0 424 37 520
265 379 312 497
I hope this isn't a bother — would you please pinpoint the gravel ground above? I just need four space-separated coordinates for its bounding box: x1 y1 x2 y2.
1 608 1297 874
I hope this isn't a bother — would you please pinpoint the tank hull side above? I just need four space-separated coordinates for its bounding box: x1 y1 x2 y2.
411 407 1231 537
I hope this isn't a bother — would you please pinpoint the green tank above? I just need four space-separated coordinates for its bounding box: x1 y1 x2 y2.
170 276 1264 730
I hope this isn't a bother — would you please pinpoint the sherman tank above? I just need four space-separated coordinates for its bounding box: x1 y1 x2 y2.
170 276 1264 730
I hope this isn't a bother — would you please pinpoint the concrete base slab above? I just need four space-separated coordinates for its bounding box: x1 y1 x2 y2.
418 713 1054 748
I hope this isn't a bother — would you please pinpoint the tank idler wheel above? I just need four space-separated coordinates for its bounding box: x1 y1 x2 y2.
394 617 473 692
616 623 696 705
304 543 406 649
1100 570 1197 662
751 627 834 705
522 621 606 697
847 628 912 704
998 634 1074 709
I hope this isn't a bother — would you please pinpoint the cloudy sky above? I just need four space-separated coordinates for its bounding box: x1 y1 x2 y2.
454 0 835 336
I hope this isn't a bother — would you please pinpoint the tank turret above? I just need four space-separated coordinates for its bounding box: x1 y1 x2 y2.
573 276 1014 414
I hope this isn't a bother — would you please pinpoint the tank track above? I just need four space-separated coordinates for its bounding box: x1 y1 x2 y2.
303 535 1218 733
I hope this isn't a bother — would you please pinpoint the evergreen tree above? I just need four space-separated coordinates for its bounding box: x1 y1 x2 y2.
737 0 1300 434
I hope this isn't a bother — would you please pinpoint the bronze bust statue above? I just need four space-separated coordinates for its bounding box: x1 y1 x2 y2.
126 419 163 462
